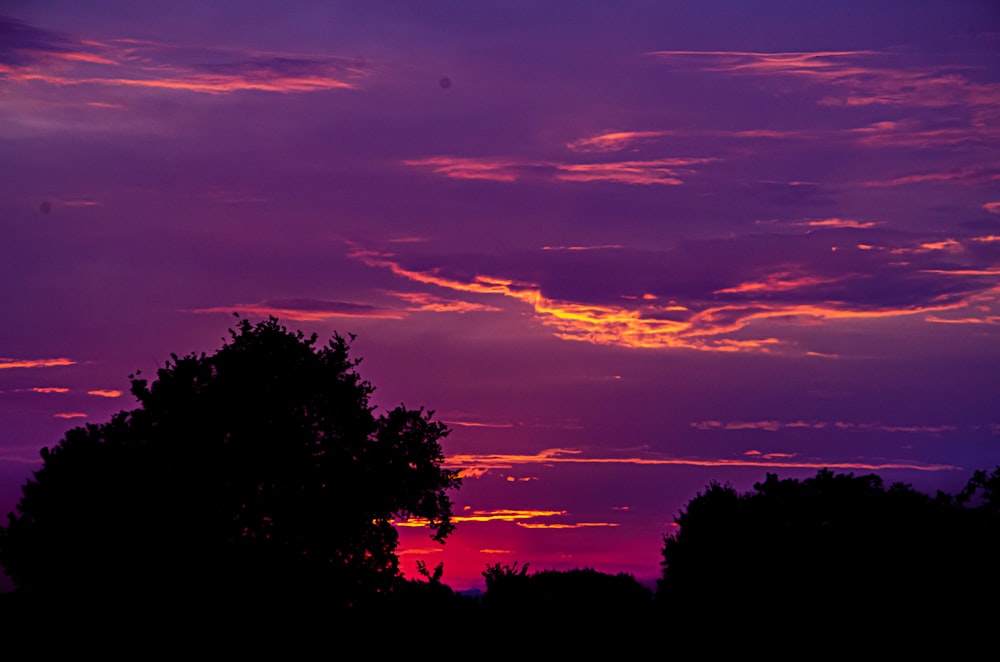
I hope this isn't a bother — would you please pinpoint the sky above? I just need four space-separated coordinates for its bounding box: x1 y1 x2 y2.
2 1 999 593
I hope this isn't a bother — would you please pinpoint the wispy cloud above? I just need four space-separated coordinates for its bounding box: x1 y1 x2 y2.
54 412 87 419
566 131 671 152
443 447 960 475
403 155 715 186
800 218 876 229
190 299 405 321
692 419 964 435
350 239 992 353
863 164 1000 188
0 358 75 370
1 16 360 97
649 48 1000 111
386 291 501 314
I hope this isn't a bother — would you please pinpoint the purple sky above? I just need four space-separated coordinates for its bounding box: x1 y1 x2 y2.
2 1 999 592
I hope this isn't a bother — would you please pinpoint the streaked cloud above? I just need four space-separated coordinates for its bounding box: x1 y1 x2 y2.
984 202 1000 215
350 232 995 353
396 509 567 527
542 245 624 251
54 412 87 419
442 420 516 429
386 291 501 314
692 420 963 435
87 389 123 398
648 48 1000 112
190 299 405 321
800 218 876 229
403 155 715 186
518 521 618 529
0 358 76 370
0 17 360 96
25 387 70 394
443 447 960 474
863 164 1000 188
566 131 670 152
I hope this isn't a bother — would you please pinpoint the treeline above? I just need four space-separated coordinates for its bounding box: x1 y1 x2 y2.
0 320 996 649
2 467 999 651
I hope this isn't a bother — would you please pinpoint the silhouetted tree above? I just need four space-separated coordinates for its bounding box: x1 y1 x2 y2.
0 317 461 615
657 468 1000 645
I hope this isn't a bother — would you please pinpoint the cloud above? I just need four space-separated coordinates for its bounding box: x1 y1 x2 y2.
54 412 87 419
0 16 360 96
87 389 123 398
442 420 516 429
0 358 76 370
693 420 962 435
543 245 624 251
984 202 1000 215
800 218 876 229
190 299 405 321
863 164 1000 188
566 131 671 152
648 48 1000 112
443 447 960 475
385 290 502 314
403 155 716 186
25 387 70 394
349 227 999 353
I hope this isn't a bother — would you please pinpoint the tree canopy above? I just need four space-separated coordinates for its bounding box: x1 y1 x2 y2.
657 468 1000 643
0 317 461 610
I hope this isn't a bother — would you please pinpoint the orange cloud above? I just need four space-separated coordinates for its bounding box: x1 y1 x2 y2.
28 387 70 394
919 239 962 252
803 218 876 229
0 358 76 370
386 290 501 314
87 389 123 398
54 412 87 419
443 420 515 429
443 447 959 474
351 248 970 353
397 509 567 527
984 202 1000 214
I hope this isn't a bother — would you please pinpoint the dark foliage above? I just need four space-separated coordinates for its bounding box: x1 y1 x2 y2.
0 317 461 614
657 468 1000 646
481 562 653 622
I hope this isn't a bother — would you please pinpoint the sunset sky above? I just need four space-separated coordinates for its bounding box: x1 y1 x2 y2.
2 1 999 593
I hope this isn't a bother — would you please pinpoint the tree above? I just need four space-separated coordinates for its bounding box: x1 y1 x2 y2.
657 468 1000 645
0 316 461 612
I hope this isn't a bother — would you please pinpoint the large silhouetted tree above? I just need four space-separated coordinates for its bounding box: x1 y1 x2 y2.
657 468 1000 644
0 317 461 613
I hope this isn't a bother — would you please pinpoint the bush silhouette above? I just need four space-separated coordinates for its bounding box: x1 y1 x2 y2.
0 316 461 614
